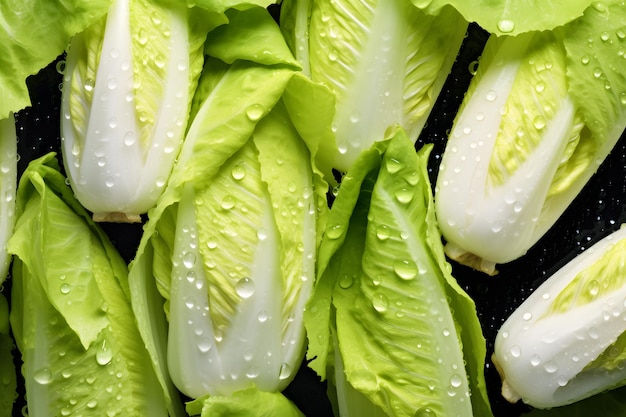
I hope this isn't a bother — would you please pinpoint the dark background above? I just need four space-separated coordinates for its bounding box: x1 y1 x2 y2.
6 16 626 417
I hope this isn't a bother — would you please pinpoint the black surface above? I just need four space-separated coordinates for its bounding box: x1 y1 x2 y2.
5 19 626 417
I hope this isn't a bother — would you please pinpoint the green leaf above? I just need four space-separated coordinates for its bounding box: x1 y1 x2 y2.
205 7 301 68
61 0 210 220
0 293 16 417
0 115 17 285
281 0 467 172
8 153 183 416
307 127 491 417
0 0 112 118
130 43 327 401
494 225 626 408
282 73 337 185
10 155 109 349
434 3 626 271
413 0 594 35
186 386 304 417
128 58 295 401
563 1 626 142
525 386 626 417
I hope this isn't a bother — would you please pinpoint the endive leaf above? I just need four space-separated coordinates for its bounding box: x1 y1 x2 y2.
0 0 111 118
306 127 491 417
8 153 182 417
280 0 467 172
413 0 594 36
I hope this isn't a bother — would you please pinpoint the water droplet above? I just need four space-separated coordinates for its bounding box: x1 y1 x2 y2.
393 259 418 280
123 131 136 146
279 363 292 380
326 224 343 240
385 157 403 173
87 399 98 409
105 177 115 188
497 19 515 33
184 296 195 309
468 60 479 75
372 293 389 313
491 222 503 233
84 78 95 92
55 60 66 74
535 80 546 93
337 141 348 155
197 338 212 353
245 104 265 121
156 177 166 188
588 280 600 297
376 224 391 240
182 252 196 268
107 78 117 90
257 310 269 323
530 354 542 366
33 368 52 385
231 164 246 180
449 374 463 388
543 361 558 373
96 341 113 366
177 60 188 71
338 274 354 289
533 116 547 130
522 312 533 321
510 345 522 358
236 277 255 299
154 55 166 69
221 195 236 210
414 407 437 417
394 188 413 204
485 90 498 102
151 11 162 24
257 229 267 241
246 366 260 379
593 67 603 78
60 283 71 294
137 28 149 45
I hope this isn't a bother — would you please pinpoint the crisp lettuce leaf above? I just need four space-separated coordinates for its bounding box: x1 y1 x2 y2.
0 115 16 285
493 226 626 408
60 0 211 221
8 153 183 417
280 0 467 172
0 293 16 417
129 58 297 405
0 0 112 118
413 0 594 35
204 7 301 68
306 127 491 417
435 1 626 272
186 386 304 417
564 1 626 143
128 8 329 411
525 385 626 417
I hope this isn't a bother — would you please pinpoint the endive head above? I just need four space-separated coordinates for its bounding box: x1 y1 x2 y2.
435 0 626 274
280 0 468 173
60 0 203 222
494 225 626 408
